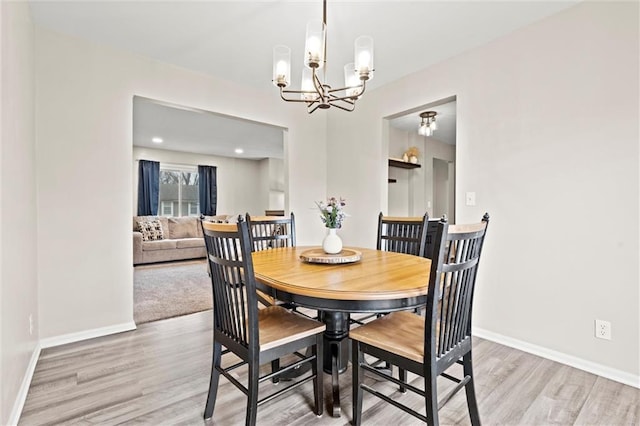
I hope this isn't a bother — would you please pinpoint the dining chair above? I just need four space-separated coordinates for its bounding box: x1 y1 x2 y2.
245 212 309 306
350 213 490 425
422 216 446 260
246 211 315 380
245 212 297 306
350 212 430 327
376 212 429 256
201 219 325 425
246 212 296 252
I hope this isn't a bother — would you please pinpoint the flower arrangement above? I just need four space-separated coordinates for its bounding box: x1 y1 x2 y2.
316 197 347 229
403 146 420 164
405 146 420 158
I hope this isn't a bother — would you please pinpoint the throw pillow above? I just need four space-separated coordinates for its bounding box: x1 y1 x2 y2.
137 220 164 241
168 217 198 239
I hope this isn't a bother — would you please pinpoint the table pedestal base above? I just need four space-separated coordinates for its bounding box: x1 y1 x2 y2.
318 311 350 417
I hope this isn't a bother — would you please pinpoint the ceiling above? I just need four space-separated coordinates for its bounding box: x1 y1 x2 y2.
389 101 457 146
133 97 285 160
29 1 579 158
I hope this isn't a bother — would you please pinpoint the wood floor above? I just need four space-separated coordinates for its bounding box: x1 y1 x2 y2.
20 310 639 425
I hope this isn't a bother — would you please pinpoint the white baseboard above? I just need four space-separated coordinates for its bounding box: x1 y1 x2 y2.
40 321 137 349
473 327 640 389
8 343 41 426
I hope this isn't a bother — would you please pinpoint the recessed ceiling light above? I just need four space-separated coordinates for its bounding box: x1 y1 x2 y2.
235 148 244 154
152 137 163 143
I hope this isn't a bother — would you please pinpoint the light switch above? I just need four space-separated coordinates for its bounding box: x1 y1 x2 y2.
465 192 476 206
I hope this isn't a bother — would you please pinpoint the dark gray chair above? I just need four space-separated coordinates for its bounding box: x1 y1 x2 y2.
422 216 445 260
245 212 298 309
376 212 429 256
350 213 490 425
246 212 296 252
350 212 430 327
201 219 325 425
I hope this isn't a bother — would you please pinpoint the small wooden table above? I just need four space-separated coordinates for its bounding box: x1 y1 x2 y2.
252 246 431 417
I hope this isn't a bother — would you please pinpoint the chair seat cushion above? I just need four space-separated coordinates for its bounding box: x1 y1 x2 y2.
349 311 425 363
258 306 325 351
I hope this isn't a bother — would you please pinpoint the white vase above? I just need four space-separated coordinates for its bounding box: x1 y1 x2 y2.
322 228 343 254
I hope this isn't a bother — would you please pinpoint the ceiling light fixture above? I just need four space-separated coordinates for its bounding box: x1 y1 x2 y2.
418 111 437 137
151 137 163 143
234 148 244 154
272 0 375 113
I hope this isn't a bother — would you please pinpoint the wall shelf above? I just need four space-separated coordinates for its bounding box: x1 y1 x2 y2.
389 158 421 169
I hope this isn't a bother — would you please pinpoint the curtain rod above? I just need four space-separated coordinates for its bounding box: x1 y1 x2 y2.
134 159 208 171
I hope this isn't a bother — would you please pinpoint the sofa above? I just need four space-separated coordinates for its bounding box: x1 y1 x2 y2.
133 215 207 265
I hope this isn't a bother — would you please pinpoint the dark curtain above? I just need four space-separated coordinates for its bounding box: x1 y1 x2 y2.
198 165 217 216
137 160 160 215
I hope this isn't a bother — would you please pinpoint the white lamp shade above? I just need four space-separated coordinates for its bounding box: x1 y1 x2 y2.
272 45 291 87
354 36 374 80
344 63 360 98
418 123 433 137
301 68 319 101
304 20 325 69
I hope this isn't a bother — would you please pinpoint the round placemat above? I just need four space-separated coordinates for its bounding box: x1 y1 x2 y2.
299 248 362 264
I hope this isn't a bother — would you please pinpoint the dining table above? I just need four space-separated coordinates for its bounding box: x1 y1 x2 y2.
251 246 432 417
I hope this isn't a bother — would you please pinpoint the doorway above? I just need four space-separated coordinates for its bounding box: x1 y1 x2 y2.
131 96 287 323
432 158 455 220
386 97 457 222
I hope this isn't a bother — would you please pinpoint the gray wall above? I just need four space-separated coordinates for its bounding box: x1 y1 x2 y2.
2 2 638 423
0 3 38 424
328 1 639 382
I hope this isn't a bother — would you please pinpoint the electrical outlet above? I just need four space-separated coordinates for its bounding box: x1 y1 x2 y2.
29 314 34 336
595 319 611 340
465 192 476 206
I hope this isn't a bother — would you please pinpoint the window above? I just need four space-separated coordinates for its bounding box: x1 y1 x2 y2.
159 166 199 217
160 201 174 216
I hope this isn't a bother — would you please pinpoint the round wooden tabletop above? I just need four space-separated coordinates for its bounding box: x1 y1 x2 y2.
251 246 431 310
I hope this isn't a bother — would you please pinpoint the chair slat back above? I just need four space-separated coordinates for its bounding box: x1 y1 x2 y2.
202 220 259 354
246 213 296 252
376 212 429 256
423 218 444 259
426 213 490 362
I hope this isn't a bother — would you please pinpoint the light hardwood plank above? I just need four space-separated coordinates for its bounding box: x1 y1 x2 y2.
18 310 640 425
574 376 640 425
519 364 598 424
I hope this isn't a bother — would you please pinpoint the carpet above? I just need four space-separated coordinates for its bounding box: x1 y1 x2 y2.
134 259 212 324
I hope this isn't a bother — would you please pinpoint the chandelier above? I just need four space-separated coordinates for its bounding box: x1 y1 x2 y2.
418 111 438 137
272 0 374 113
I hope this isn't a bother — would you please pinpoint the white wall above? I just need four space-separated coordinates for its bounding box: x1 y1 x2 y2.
35 28 327 341
268 158 285 210
415 134 456 219
0 3 38 424
329 1 639 382
9 8 634 426
388 127 456 218
132 147 270 217
388 127 410 216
